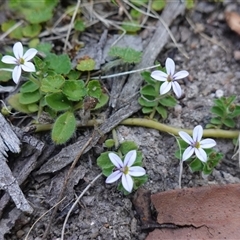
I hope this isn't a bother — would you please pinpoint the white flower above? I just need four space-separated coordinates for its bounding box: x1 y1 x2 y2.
179 125 216 162
151 58 189 98
1 42 38 84
106 150 146 193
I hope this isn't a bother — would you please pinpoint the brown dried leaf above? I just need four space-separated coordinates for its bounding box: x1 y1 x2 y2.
225 11 240 36
147 184 240 239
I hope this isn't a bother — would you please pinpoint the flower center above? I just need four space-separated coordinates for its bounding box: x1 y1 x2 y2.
194 141 200 149
121 166 129 175
167 75 173 82
18 58 25 65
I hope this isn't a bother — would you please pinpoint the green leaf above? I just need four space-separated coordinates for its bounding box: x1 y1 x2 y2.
151 0 166 11
8 93 32 113
1 20 23 39
207 151 223 170
231 105 240 117
19 91 41 104
97 152 115 176
22 24 42 37
35 43 52 55
27 103 39 112
87 80 102 99
205 123 219 129
119 141 138 155
76 57 95 71
178 139 189 150
225 95 236 107
175 149 181 160
141 71 156 85
121 21 141 33
210 117 222 125
142 107 154 114
140 85 156 96
51 111 76 144
46 53 71 74
19 0 58 24
189 158 204 172
130 0 148 6
74 19 85 31
130 9 142 19
20 81 39 93
202 166 213 175
213 98 224 108
108 46 142 63
34 56 47 71
132 151 143 166
66 70 81 80
94 93 109 109
185 0 195 9
29 38 40 48
138 96 157 107
24 8 54 24
41 75 65 93
45 93 71 111
62 80 86 101
132 174 148 189
223 117 235 128
159 96 177 107
211 106 224 116
104 139 115 148
156 105 167 119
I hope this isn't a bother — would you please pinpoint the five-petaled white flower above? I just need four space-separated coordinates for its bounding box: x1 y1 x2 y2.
1 42 38 84
151 58 189 98
106 150 146 193
179 125 216 163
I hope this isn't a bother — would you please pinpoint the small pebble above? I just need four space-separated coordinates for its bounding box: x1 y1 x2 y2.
233 50 240 60
16 230 25 239
215 89 224 98
174 104 182 116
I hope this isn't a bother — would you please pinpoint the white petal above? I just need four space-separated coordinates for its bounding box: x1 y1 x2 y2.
122 174 133 193
106 170 122 183
2 55 17 64
193 125 203 142
12 66 22 84
173 70 189 80
166 58 175 76
172 81 182 98
13 42 23 59
179 131 193 145
23 48 38 61
108 153 123 168
21 62 36 72
200 139 216 149
160 81 171 95
182 146 194 161
151 71 168 81
195 148 207 162
124 150 137 167
129 166 146 176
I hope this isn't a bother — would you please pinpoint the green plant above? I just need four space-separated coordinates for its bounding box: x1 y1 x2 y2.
206 96 240 129
2 42 109 144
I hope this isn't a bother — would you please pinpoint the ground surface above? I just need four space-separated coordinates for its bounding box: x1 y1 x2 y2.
1 1 240 240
